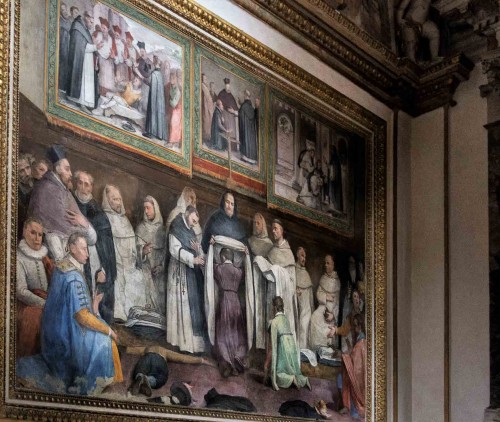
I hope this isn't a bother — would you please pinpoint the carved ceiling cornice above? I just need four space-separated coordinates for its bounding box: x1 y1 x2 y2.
231 0 475 116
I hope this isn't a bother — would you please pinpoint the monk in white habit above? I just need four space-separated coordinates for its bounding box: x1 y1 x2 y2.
136 196 166 314
253 219 298 349
309 254 341 350
248 212 273 258
102 184 147 321
295 246 313 349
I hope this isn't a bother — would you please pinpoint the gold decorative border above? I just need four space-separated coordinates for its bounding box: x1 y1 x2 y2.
1 1 387 421
231 0 475 117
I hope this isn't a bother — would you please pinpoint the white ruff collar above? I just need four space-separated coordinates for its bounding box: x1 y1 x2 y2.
18 239 48 259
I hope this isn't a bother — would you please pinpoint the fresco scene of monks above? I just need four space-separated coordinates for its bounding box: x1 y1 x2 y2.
15 141 368 420
57 0 184 152
200 56 262 171
273 97 356 220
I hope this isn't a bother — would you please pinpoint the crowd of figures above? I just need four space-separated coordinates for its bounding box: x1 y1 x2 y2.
58 2 183 146
15 145 367 419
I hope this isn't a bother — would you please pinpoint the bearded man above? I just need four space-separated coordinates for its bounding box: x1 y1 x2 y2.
73 170 116 323
102 184 147 322
28 145 97 261
16 218 54 357
253 219 298 349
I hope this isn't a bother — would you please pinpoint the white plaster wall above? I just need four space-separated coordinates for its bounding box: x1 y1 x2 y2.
410 107 446 422
448 66 489 422
397 111 413 422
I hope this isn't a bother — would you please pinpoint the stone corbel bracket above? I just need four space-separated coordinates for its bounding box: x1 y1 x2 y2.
231 0 474 116
480 48 500 97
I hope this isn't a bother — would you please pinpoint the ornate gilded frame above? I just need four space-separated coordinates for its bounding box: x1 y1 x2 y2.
0 0 387 421
45 0 193 174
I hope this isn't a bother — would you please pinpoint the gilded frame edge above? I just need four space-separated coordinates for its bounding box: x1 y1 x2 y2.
0 0 388 421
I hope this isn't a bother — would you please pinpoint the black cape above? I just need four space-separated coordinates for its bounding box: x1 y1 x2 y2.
66 15 98 107
201 193 247 254
204 388 256 413
74 195 117 324
238 99 258 161
59 15 72 91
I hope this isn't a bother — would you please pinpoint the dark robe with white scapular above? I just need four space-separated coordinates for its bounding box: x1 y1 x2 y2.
74 194 117 324
66 15 98 108
210 106 228 150
201 194 247 254
168 213 207 346
238 99 258 163
59 15 72 91
144 68 167 140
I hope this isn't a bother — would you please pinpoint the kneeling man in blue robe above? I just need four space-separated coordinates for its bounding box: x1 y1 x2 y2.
17 232 123 395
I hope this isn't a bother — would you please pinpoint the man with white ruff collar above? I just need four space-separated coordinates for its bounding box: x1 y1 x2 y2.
16 217 54 357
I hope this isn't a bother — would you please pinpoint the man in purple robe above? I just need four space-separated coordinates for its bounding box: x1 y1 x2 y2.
213 248 247 377
28 145 97 261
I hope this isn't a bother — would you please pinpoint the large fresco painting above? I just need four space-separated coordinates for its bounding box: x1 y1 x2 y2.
0 0 387 421
46 0 192 172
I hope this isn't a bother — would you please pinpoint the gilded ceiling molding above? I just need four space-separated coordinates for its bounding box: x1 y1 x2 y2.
231 0 475 116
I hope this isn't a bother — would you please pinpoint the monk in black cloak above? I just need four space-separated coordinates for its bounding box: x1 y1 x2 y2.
66 11 100 112
239 90 259 165
201 191 247 254
73 170 116 324
166 206 207 353
58 3 72 92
